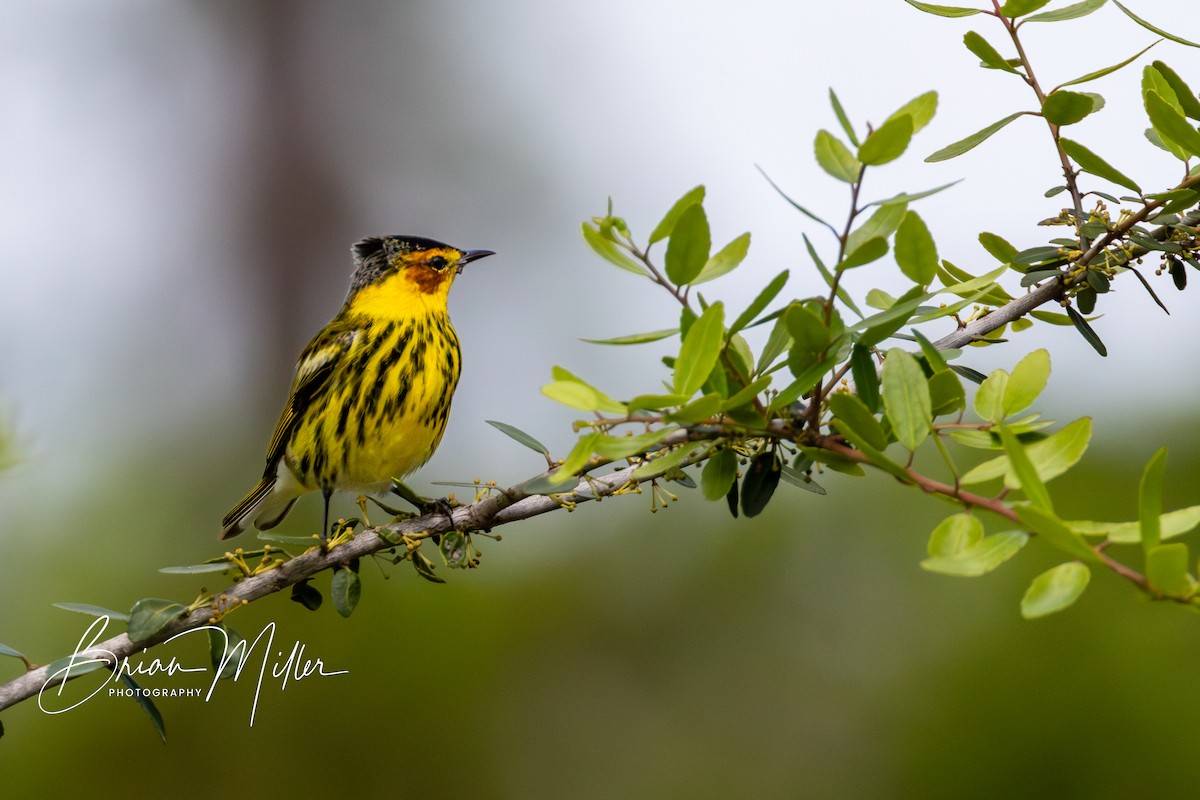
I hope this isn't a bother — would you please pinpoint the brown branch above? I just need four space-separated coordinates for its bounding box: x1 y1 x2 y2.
0 430 734 714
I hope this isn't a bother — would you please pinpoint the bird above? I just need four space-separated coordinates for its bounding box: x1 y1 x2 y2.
220 235 494 540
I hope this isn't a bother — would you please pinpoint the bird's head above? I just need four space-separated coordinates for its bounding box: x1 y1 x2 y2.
345 235 494 313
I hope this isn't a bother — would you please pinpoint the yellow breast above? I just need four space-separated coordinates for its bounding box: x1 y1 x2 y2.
286 307 461 493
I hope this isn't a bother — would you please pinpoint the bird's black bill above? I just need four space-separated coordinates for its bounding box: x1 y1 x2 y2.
458 249 496 266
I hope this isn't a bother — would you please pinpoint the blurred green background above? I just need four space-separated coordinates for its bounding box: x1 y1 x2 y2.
3 1 1200 797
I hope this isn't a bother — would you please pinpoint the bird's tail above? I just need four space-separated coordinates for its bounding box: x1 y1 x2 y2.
220 472 303 539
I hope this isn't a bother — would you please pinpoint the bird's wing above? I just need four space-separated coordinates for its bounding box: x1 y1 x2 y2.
260 321 362 477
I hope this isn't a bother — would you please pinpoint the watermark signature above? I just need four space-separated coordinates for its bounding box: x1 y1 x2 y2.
37 616 347 726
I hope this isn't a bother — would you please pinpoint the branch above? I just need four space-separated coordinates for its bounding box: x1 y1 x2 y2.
933 204 1200 351
0 436 721 713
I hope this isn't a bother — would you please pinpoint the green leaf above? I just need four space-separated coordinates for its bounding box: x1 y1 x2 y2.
1030 309 1074 325
1058 138 1141 193
581 222 646 276
1074 506 1200 544
1145 91 1200 157
857 114 914 165
667 393 720 424
159 563 233 575
950 363 988 384
1143 68 1188 162
866 180 963 208
839 237 889 270
291 580 324 609
1025 0 1107 23
894 211 938 285
904 0 983 16
850 343 881 412
722 375 773 411
53 603 131 623
1066 306 1107 356
580 328 678 346
926 112 1027 162
963 31 1018 73
756 315 792 376
542 368 628 414
829 392 887 451
1152 61 1200 120
785 303 829 356
665 203 712 285
1021 562 1091 619
923 529 1029 576
411 551 445 584
1004 348 1050 416
886 90 939 134
830 412 911 482
978 231 1018 264
912 330 949 373
926 513 983 556
853 286 929 349
963 417 1092 487
974 369 1009 423
999 426 1051 510
649 185 705 244
127 598 187 644
594 428 680 459
865 289 895 310
44 653 109 683
815 129 862 182
118 673 166 744
209 625 246 681
0 642 31 670
701 448 739 501
330 566 361 618
882 349 932 451
928 369 966 416
1112 0 1200 48
934 263 1012 307
999 0 1052 16
1020 506 1099 564
741 452 781 517
627 393 689 412
1147 543 1192 596
846 201 907 254
1139 447 1168 555
550 432 602 484
730 271 789 335
631 442 706 481
674 302 725 397
440 530 475 568
829 88 861 147
693 232 751 285
1041 90 1096 125
1058 40 1159 89
757 165 838 234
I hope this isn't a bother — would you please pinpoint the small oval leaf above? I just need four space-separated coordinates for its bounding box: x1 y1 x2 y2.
1021 562 1091 619
127 598 188 643
486 419 550 456
741 452 781 517
665 203 712 285
331 567 362 618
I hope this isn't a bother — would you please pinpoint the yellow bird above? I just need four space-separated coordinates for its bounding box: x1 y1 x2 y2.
221 236 494 539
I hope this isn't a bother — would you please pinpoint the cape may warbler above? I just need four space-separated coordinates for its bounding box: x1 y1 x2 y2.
221 236 494 540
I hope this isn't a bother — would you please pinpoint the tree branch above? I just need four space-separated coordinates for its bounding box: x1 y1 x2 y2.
0 437 715 713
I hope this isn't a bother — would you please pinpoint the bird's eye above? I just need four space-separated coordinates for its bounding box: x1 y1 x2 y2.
429 256 448 271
